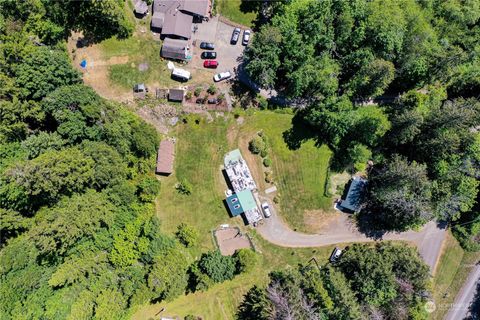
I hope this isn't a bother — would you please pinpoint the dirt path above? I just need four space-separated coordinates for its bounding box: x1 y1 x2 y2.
257 205 447 272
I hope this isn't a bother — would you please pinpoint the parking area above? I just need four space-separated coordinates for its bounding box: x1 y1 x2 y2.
189 18 248 79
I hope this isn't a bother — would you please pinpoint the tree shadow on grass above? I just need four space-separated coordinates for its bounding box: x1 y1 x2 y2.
282 112 319 150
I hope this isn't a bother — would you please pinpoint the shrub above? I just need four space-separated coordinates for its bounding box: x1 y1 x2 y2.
207 84 217 95
273 196 280 204
194 87 202 97
249 137 266 155
265 171 273 183
175 223 199 247
218 93 225 102
263 157 272 167
176 179 192 195
260 149 268 158
234 248 258 274
198 251 236 283
136 176 160 202
256 94 268 110
186 91 192 100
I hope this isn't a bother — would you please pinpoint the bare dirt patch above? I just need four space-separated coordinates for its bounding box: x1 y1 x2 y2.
136 104 178 134
303 209 340 234
67 33 132 102
214 227 252 256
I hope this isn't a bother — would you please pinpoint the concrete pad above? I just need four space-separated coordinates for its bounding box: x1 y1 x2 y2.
265 186 277 194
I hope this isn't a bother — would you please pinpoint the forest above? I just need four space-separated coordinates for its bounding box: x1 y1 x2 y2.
0 0 253 319
238 243 431 320
246 0 480 240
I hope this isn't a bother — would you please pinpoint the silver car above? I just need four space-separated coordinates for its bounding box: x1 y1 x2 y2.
261 202 271 218
242 30 251 46
231 27 241 44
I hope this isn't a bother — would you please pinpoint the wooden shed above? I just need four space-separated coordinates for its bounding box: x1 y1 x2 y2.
156 140 175 175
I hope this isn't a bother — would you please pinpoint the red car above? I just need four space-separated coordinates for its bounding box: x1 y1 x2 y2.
203 60 218 68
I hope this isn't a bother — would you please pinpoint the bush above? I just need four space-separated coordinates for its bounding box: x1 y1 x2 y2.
136 176 160 202
218 93 225 102
265 171 273 183
175 223 199 247
263 157 272 167
176 179 192 195
249 137 266 155
194 87 202 97
256 94 268 110
273 196 280 204
186 91 192 100
260 149 268 158
207 84 217 95
234 248 258 274
198 251 236 283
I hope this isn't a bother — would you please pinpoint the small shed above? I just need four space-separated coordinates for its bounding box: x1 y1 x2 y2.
156 140 175 175
133 83 147 99
168 89 184 102
134 0 149 15
340 176 367 212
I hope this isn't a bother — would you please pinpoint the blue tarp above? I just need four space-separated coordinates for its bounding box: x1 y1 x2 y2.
80 59 87 68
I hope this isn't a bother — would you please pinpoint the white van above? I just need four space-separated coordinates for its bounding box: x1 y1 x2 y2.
171 68 191 82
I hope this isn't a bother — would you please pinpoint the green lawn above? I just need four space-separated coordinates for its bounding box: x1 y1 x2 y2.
216 0 257 28
243 111 333 232
130 111 335 319
100 35 176 89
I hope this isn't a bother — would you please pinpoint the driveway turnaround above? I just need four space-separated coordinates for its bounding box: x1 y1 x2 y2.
444 265 480 320
257 208 447 272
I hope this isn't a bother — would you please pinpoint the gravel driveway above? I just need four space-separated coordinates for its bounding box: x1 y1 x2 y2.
257 200 447 272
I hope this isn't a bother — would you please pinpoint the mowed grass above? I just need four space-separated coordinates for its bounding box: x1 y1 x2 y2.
154 116 233 254
431 232 480 319
130 111 337 319
100 35 176 89
243 111 333 232
216 0 257 27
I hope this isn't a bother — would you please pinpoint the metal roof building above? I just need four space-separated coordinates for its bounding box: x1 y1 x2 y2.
340 176 367 212
226 190 257 217
161 38 190 60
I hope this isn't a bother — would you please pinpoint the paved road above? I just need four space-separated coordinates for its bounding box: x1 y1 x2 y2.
256 203 447 272
444 265 480 320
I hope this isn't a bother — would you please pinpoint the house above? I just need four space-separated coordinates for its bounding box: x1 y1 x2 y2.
226 190 262 225
152 0 210 38
223 150 262 225
156 140 175 175
134 0 149 16
168 89 184 101
339 176 367 212
161 38 190 60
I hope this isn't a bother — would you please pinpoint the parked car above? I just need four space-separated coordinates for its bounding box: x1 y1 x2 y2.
261 202 271 218
213 71 232 82
242 30 251 45
329 247 342 263
201 51 217 59
195 98 205 104
231 27 241 44
200 42 215 50
203 60 218 68
207 98 219 104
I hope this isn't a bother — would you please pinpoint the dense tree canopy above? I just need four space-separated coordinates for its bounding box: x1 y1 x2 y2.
238 243 430 320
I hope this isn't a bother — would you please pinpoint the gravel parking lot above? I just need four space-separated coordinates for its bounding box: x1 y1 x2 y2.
189 17 249 80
